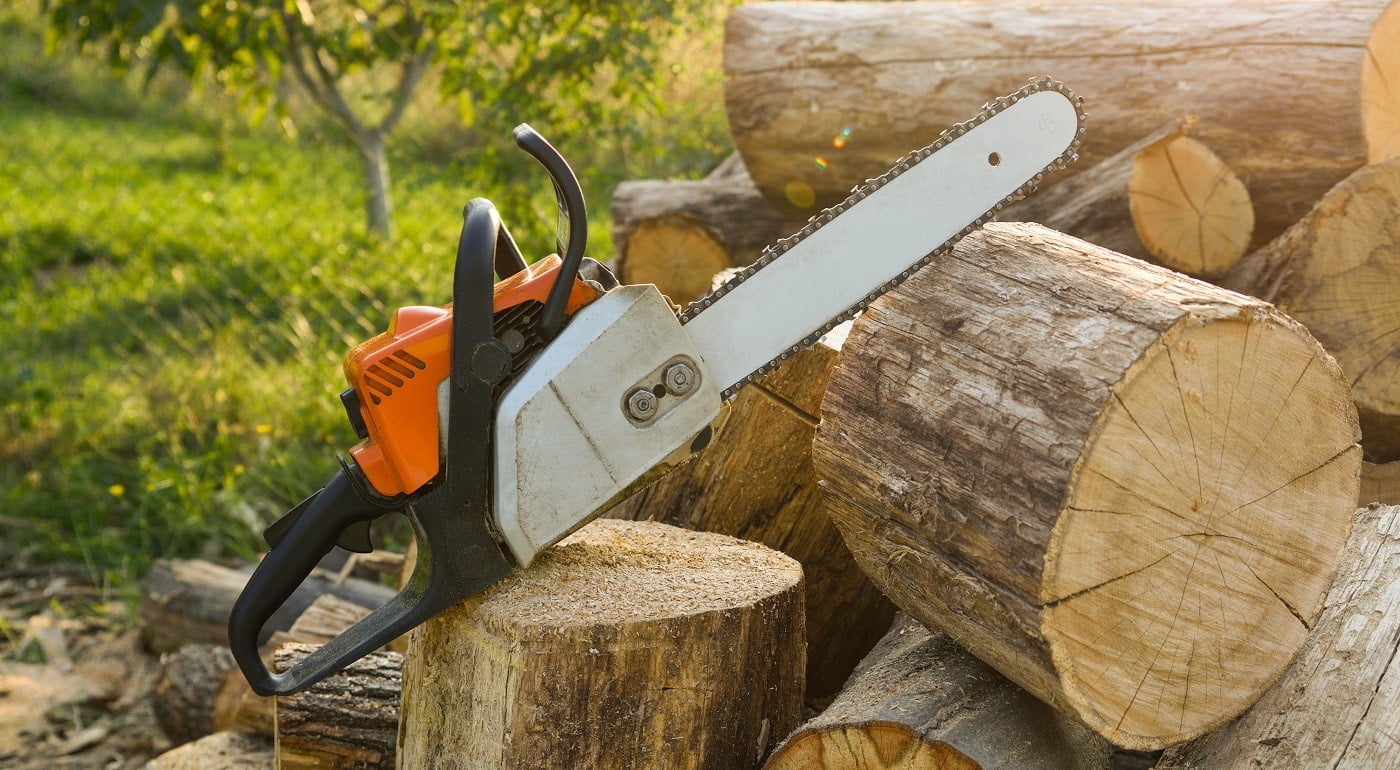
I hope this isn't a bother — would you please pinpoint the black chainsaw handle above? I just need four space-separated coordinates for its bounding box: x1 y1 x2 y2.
513 123 588 341
228 199 517 696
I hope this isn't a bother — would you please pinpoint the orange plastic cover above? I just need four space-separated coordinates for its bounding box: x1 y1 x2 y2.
345 255 599 496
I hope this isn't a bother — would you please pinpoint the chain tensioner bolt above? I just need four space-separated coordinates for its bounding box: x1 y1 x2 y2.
626 387 659 422
663 361 697 396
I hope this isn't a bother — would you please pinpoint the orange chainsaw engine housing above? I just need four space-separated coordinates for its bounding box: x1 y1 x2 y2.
342 255 599 497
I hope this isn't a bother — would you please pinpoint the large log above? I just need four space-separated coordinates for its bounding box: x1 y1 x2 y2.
609 335 897 698
763 613 1111 770
144 731 272 770
1157 504 1400 769
1363 0 1400 162
1362 461 1400 505
999 119 1253 279
610 157 800 304
724 0 1383 248
398 519 805 769
1220 156 1400 461
140 558 394 654
273 644 401 770
812 222 1363 750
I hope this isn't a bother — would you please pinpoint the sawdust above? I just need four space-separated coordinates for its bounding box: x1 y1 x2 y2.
474 518 803 628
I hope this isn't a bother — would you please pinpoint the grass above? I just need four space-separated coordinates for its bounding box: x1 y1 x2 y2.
0 9 729 589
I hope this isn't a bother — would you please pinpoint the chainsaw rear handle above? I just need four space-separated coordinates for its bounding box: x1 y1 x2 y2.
228 199 519 696
513 123 588 341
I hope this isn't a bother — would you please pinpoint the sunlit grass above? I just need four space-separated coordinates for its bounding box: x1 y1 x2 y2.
0 7 728 586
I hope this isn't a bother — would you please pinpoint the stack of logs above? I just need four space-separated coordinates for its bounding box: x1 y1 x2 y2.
145 0 1400 767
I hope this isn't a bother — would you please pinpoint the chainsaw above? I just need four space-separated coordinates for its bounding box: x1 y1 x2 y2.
228 78 1084 696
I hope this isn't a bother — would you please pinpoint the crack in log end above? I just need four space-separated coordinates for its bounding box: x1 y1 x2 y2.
1043 313 1360 748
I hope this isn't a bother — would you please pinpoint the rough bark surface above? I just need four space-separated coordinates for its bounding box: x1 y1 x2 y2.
764 614 1112 770
724 0 1383 248
609 337 897 698
812 222 1363 750
1158 504 1400 769
611 159 801 304
273 644 401 770
152 643 240 746
398 519 805 769
1220 156 1400 461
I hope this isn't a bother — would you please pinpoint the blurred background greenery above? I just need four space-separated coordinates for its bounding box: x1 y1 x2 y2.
0 0 733 593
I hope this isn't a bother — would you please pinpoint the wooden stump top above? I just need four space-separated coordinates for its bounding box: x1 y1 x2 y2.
470 518 804 631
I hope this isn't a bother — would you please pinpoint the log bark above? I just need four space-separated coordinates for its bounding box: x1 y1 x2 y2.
144 731 272 770
140 558 394 654
1363 0 1400 162
273 644 401 770
1157 504 1400 769
610 158 800 304
764 613 1112 770
398 518 805 769
812 222 1363 750
609 335 897 698
1220 156 1400 462
724 0 1383 248
1362 461 1400 505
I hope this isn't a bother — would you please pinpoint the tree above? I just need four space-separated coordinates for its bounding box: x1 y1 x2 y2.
42 0 716 238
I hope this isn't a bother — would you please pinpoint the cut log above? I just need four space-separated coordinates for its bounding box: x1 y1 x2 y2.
999 119 1253 279
1362 461 1400 505
764 613 1112 770
812 222 1363 750
1220 156 1400 462
611 158 800 304
724 0 1382 248
144 730 273 770
273 644 401 770
1157 504 1400 769
1363 0 1400 162
398 518 805 769
140 558 395 654
1128 134 1253 279
609 335 896 698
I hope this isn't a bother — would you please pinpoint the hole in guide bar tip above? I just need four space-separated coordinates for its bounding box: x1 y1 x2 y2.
988 152 1001 167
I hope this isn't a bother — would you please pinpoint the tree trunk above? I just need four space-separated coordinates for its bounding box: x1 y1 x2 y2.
358 132 393 239
724 0 1383 249
609 336 898 698
764 614 1112 770
1220 156 1400 462
398 519 805 769
273 644 401 770
811 222 1363 750
610 159 802 304
1157 504 1400 769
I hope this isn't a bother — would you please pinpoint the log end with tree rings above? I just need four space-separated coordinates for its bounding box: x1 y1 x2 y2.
617 213 732 305
1363 0 1400 164
1129 135 1254 279
814 222 1363 751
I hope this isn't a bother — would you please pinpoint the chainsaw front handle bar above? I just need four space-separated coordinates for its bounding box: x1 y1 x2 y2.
228 199 518 696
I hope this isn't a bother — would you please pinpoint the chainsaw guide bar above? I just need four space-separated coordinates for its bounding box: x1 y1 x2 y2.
679 78 1085 399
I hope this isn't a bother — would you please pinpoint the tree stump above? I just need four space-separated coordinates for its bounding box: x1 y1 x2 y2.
398 519 805 769
812 222 1363 750
1157 504 1400 769
1220 156 1400 462
764 614 1111 770
610 336 897 698
724 0 1382 248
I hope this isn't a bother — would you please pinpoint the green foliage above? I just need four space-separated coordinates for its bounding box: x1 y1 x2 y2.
1 6 730 587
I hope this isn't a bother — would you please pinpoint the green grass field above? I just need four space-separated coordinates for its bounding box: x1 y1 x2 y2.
0 9 727 590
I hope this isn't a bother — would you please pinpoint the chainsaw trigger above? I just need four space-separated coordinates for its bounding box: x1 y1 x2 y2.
263 490 319 548
337 519 375 554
